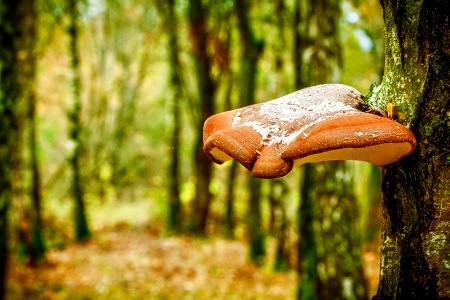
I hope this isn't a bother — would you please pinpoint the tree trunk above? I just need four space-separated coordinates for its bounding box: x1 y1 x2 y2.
222 32 236 239
224 160 237 239
270 179 290 272
156 0 183 233
67 0 91 241
234 0 266 265
369 0 450 298
295 0 368 298
298 164 319 299
299 162 368 299
0 1 20 298
365 165 382 245
28 90 46 262
187 0 216 235
167 32 182 234
17 0 46 263
293 0 304 90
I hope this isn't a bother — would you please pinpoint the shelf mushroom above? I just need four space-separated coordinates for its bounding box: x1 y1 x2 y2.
203 84 417 179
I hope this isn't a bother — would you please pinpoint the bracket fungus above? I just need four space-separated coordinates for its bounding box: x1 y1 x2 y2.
203 84 417 179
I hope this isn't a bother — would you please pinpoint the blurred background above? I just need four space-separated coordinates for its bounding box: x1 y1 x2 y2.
6 0 385 299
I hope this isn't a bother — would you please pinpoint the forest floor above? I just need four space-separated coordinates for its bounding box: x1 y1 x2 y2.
5 199 380 299
7 225 297 299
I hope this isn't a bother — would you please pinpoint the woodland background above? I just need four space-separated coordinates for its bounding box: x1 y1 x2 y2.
4 0 386 298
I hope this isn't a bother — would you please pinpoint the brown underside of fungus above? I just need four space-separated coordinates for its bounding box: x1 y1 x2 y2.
203 84 417 179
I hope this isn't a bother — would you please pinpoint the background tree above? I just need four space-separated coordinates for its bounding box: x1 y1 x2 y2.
270 178 291 272
15 0 46 263
155 0 183 234
0 1 21 298
187 0 216 235
368 0 450 297
234 0 266 265
67 0 91 241
295 0 368 298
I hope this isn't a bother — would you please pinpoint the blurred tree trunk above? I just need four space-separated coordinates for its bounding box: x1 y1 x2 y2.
0 1 20 298
234 0 265 265
187 0 216 235
295 0 368 299
369 0 450 298
214 9 239 239
224 160 237 239
15 0 46 263
298 163 318 299
67 0 91 241
301 162 368 299
220 19 236 240
293 0 306 90
271 0 291 271
156 0 183 233
365 165 382 245
270 179 291 272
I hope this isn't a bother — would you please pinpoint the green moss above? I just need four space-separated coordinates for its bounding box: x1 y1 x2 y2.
363 82 384 109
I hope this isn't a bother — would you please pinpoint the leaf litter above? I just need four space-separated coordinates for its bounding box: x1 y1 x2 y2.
6 225 297 300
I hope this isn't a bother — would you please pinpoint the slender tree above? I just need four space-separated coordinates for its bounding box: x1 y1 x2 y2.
224 161 238 238
270 179 291 272
17 0 46 263
187 0 216 235
155 0 183 233
216 8 236 240
367 0 450 297
234 0 266 265
365 165 382 245
67 0 91 241
271 0 291 271
0 1 20 298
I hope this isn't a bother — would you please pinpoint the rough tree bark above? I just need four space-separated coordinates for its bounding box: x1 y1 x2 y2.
366 0 450 298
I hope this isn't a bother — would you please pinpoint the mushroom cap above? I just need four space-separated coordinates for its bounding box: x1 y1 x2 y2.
203 84 417 179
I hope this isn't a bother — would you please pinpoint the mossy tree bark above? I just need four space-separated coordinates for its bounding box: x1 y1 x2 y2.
67 0 91 241
0 1 20 298
367 0 450 298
